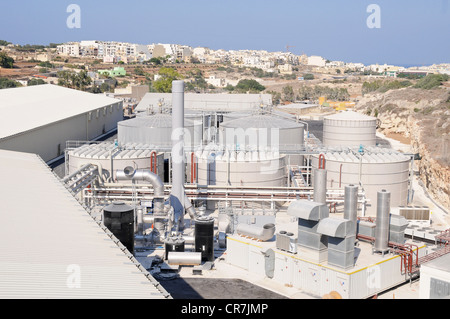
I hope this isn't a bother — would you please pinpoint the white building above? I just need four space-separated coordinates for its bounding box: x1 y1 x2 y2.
0 84 123 162
57 42 81 57
308 55 327 67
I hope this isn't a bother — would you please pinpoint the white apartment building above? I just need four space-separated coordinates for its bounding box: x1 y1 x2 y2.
307 55 327 67
57 43 81 57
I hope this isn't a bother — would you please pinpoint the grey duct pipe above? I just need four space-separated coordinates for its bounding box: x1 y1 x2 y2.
236 223 276 242
313 168 327 205
344 184 358 236
171 80 186 229
374 189 391 253
116 167 166 239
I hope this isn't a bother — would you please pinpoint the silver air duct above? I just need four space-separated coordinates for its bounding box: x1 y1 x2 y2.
374 189 391 254
344 184 358 236
116 167 166 239
313 169 327 205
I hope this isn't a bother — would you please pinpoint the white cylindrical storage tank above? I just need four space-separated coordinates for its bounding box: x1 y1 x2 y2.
219 114 305 165
311 148 410 216
323 111 377 147
67 142 164 182
197 151 287 188
117 114 202 149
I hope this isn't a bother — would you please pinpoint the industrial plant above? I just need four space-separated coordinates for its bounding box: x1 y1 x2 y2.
0 81 449 300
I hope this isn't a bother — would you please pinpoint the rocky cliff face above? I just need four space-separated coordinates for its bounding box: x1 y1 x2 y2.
355 87 450 210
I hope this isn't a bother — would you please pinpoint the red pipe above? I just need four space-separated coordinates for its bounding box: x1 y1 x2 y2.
150 151 157 174
191 152 197 184
319 154 326 169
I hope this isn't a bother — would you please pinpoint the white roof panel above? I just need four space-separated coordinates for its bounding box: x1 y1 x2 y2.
0 84 121 140
0 149 169 299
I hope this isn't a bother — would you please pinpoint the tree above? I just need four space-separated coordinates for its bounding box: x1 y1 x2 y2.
153 67 182 93
282 85 295 102
0 77 21 89
57 70 92 91
0 52 14 68
234 79 265 93
303 73 315 80
27 78 46 86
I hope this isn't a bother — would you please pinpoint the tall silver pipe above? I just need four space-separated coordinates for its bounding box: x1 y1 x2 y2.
313 168 327 204
171 80 186 229
374 189 391 253
344 184 358 236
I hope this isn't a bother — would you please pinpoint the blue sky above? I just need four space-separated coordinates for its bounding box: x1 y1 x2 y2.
1 0 449 66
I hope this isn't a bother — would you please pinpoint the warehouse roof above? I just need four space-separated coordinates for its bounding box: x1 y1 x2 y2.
0 84 121 140
0 149 170 299
136 92 272 112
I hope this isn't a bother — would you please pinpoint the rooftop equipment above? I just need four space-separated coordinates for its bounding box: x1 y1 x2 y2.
195 216 215 262
103 202 135 254
236 223 276 242
374 190 391 255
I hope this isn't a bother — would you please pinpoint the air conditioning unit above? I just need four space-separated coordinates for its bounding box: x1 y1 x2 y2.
276 231 297 254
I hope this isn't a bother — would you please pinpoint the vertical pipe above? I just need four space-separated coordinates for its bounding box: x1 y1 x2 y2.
344 184 358 236
313 168 327 204
374 189 391 253
171 80 186 228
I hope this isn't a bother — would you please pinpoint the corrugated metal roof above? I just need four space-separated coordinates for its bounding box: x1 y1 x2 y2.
136 93 273 112
0 149 170 299
221 114 304 129
314 147 410 164
118 114 195 128
0 84 121 140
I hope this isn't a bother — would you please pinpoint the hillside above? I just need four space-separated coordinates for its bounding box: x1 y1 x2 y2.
354 86 450 210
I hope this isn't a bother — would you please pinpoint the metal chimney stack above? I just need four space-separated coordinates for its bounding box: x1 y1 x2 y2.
374 189 391 255
344 184 358 236
171 80 186 229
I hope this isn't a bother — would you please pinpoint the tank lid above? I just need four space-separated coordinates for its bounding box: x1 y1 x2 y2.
104 201 134 212
324 111 376 122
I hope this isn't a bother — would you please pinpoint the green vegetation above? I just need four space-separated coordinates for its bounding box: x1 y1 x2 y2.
234 79 265 93
298 85 349 101
185 68 208 92
27 78 46 86
282 85 295 102
303 73 315 80
0 52 14 68
362 80 412 95
38 61 54 68
0 77 21 89
153 67 182 93
57 70 92 91
413 74 449 90
0 40 12 46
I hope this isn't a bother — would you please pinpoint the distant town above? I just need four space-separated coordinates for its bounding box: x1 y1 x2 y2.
1 40 449 95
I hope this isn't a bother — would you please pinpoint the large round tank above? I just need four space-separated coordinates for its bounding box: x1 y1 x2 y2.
67 142 164 182
103 202 135 254
219 114 304 153
311 147 410 216
196 150 287 187
118 113 203 149
323 111 377 147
